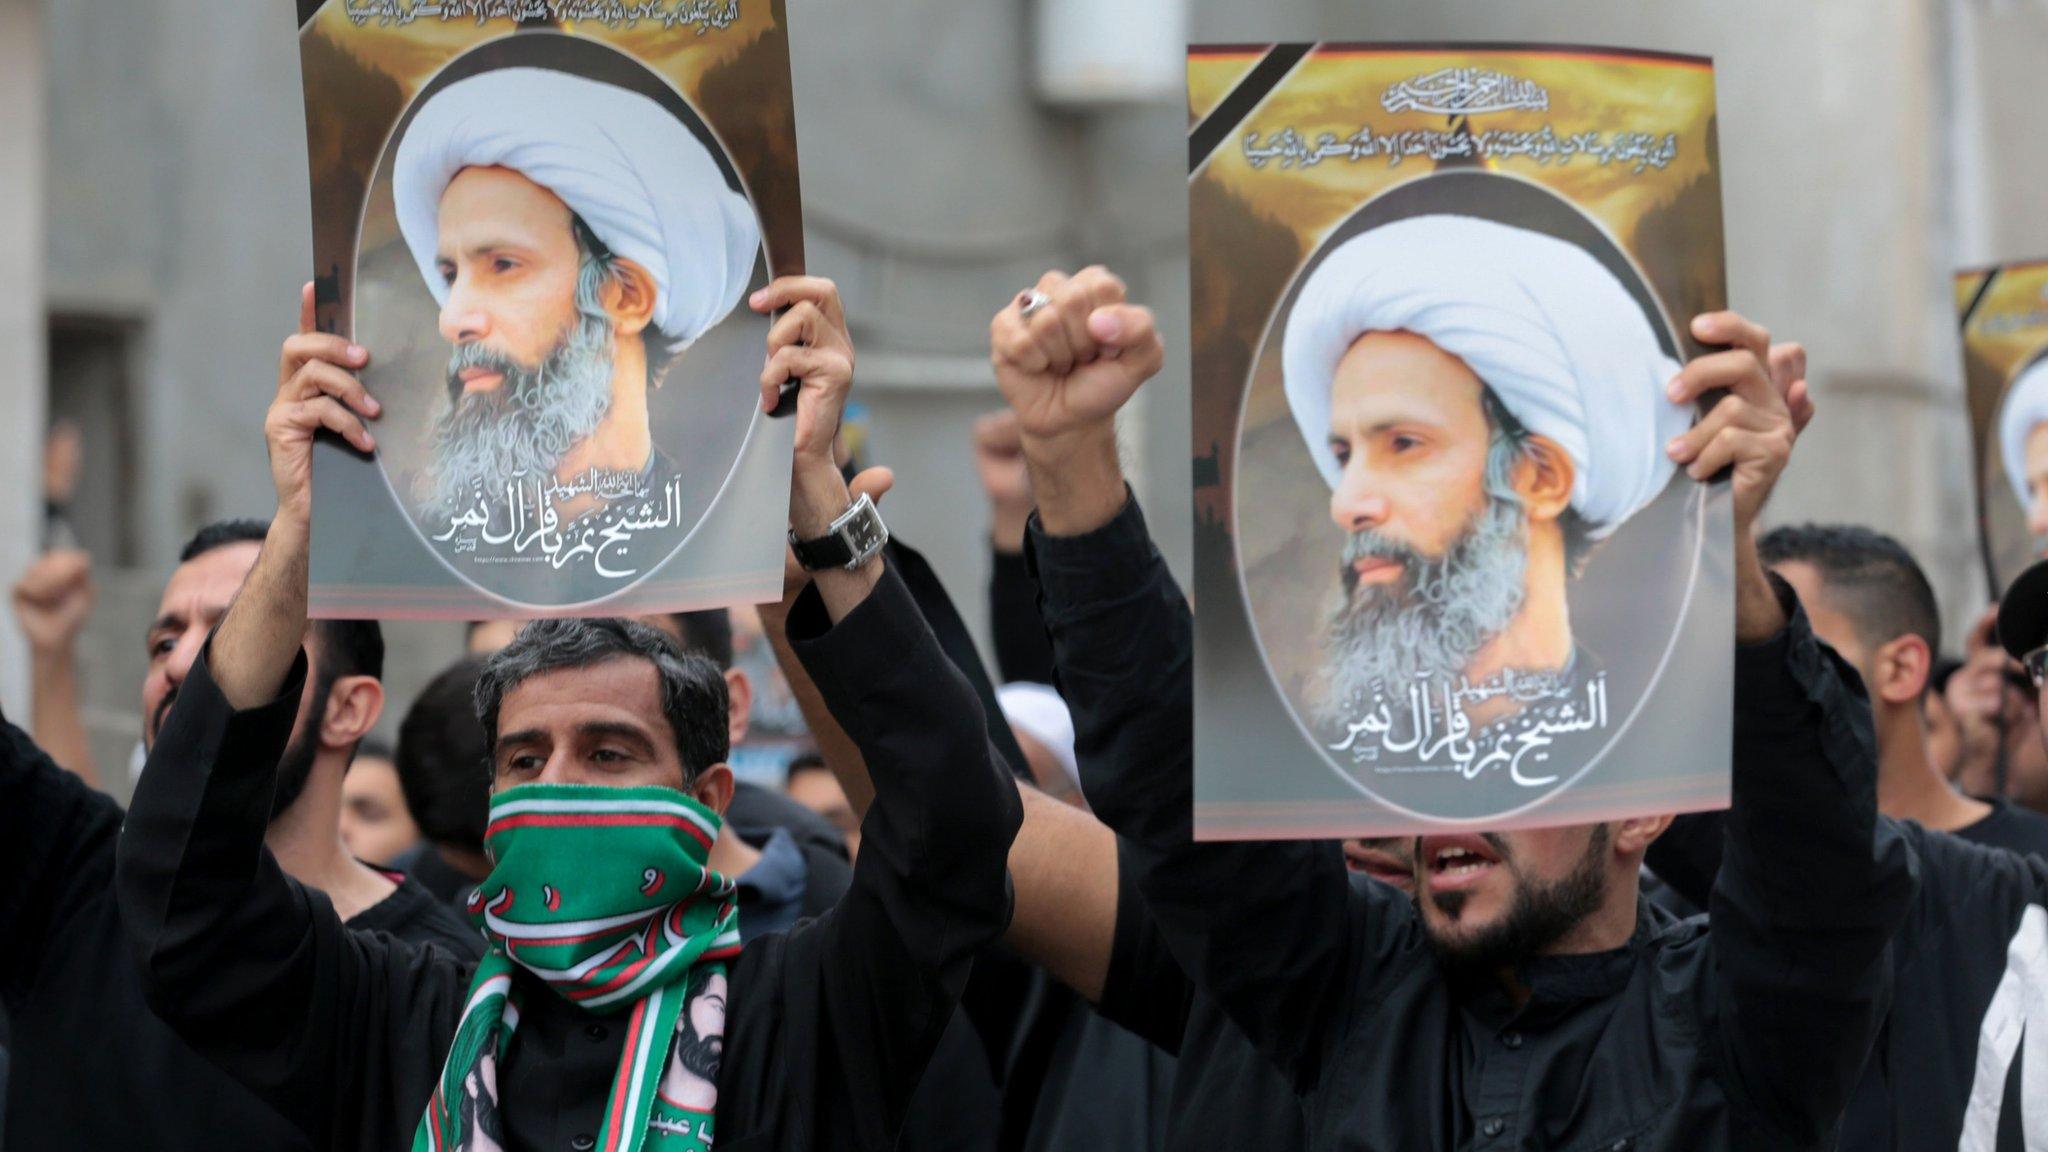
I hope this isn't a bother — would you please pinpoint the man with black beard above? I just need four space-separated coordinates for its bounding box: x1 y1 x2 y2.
2 508 478 1150
987 266 1913 1148
391 68 761 530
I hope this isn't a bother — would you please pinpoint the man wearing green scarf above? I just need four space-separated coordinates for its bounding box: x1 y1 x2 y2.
116 275 1024 1152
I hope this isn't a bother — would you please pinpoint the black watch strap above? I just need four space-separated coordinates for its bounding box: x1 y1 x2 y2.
790 493 889 571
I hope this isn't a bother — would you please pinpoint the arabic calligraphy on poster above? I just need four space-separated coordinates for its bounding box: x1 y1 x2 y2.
1189 43 1733 838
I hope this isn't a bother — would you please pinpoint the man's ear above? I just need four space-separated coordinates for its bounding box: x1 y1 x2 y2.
602 256 660 338
1512 434 1576 523
724 668 753 749
1873 633 1933 707
1612 813 1673 857
320 675 386 753
691 763 736 818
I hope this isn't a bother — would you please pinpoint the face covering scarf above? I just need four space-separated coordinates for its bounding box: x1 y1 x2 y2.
414 784 742 1152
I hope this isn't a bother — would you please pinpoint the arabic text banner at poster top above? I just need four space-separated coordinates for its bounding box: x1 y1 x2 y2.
1190 44 1735 839
1956 261 2048 595
298 0 800 620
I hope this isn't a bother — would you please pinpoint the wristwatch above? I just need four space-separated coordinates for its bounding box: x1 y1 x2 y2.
790 492 890 571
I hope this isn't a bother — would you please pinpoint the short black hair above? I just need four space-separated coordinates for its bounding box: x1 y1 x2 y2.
397 657 492 850
1758 523 1943 658
179 518 269 563
668 608 734 671
785 750 829 788
476 618 729 783
178 517 383 683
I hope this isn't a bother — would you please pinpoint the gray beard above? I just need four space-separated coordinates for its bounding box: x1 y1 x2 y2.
1315 494 1530 726
420 311 617 518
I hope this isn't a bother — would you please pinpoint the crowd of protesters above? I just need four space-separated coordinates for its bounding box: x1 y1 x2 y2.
3 265 2048 1152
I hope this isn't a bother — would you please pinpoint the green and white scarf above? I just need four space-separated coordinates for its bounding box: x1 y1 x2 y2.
414 784 742 1152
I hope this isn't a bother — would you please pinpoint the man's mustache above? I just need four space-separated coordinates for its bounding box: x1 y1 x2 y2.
445 342 526 402
1340 528 1423 594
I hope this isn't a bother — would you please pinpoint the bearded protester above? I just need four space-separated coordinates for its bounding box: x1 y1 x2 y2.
114 275 1022 1151
391 68 759 529
4 495 480 1150
978 266 1915 1148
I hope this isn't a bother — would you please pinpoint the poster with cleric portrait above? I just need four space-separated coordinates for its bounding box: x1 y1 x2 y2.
1955 260 2048 595
296 0 800 619
1189 43 1736 839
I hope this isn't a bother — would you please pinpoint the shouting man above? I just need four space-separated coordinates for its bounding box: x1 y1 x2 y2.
991 265 1913 1148
1282 215 1691 733
392 67 760 526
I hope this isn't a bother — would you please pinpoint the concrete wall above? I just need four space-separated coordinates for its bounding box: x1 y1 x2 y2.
23 0 2048 779
0 0 47 720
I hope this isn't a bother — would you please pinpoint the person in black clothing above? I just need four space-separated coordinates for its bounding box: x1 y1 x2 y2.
142 518 477 950
988 266 1915 1148
765 286 1301 1152
1641 523 2048 1147
115 273 1022 1152
394 656 496 905
976 407 1060 686
1761 523 2048 855
2 504 481 1150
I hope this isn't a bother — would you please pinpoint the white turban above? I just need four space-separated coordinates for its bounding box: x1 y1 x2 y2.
1282 215 1689 538
1999 358 2048 509
393 67 760 346
997 682 1079 796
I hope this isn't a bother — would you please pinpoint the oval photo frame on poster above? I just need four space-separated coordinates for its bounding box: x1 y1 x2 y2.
1230 169 1708 826
353 32 771 611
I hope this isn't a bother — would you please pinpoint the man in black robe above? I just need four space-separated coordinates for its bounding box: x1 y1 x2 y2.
115 274 1021 1151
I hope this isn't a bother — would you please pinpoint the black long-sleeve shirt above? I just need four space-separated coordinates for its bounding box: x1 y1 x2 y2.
1649 789 2048 1148
1028 493 1917 1150
990 546 1058 685
115 566 1022 1152
0 711 480 1150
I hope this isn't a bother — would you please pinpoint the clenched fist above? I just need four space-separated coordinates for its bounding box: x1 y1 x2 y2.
989 267 1164 451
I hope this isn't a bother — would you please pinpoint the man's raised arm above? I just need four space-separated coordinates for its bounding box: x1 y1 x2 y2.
760 524 1148 1013
738 277 1025 1147
1661 313 1917 1145
990 267 1369 1094
116 285 461 1148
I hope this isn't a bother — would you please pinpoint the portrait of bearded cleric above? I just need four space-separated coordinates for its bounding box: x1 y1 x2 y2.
1994 352 2048 558
1231 175 1708 817
348 47 771 608
656 968 727 1120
